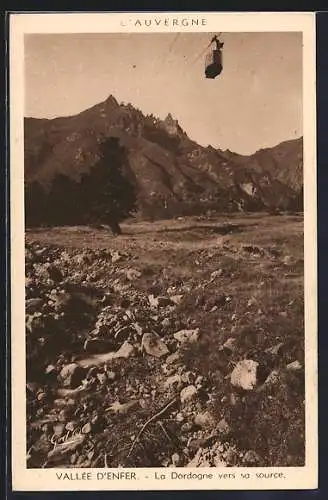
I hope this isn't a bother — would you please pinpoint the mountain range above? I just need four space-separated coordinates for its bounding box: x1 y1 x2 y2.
24 94 303 224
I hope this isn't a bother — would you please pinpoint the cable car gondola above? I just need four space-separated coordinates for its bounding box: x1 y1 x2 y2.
205 35 224 79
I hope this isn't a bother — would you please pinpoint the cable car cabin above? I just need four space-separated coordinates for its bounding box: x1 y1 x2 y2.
205 48 223 79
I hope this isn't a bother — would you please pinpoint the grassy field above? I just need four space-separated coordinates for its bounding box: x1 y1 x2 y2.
25 213 305 468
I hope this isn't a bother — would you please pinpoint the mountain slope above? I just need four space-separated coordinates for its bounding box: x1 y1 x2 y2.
24 95 303 224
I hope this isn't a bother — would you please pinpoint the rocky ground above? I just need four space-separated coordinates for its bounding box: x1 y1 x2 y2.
25 214 305 469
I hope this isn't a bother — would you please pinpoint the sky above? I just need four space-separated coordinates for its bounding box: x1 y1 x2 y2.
24 32 303 155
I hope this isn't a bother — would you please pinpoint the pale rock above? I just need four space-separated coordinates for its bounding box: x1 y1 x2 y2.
174 328 200 344
157 296 173 307
181 371 195 384
161 317 171 329
287 360 302 371
82 422 92 434
265 342 285 356
47 435 86 463
111 251 122 263
216 418 230 434
180 385 198 404
45 364 56 374
65 421 76 432
230 360 259 391
126 268 141 281
106 400 139 415
164 374 182 390
194 411 216 429
283 255 293 265
247 296 257 307
59 363 84 388
243 450 261 465
114 341 135 359
166 352 181 365
213 455 227 467
170 294 183 305
210 269 223 281
221 337 236 352
26 298 43 314
105 370 116 381
195 375 204 389
187 449 210 467
148 294 159 308
141 332 169 358
264 370 280 387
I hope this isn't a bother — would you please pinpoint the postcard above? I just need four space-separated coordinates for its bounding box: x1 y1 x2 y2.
9 11 317 491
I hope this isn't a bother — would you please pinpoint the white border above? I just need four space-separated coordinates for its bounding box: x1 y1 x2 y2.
10 11 317 491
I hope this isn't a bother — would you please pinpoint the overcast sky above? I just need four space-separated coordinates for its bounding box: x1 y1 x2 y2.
25 32 302 154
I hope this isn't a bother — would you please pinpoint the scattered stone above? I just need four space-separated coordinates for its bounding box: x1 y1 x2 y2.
78 341 135 369
221 337 236 353
187 448 211 467
46 264 63 282
26 298 43 314
65 421 76 432
194 411 216 429
111 251 122 263
45 364 56 374
171 453 181 466
247 296 257 307
170 294 183 305
166 352 181 365
263 370 280 388
96 372 107 385
265 342 285 356
195 376 204 389
47 435 86 463
106 400 139 415
243 450 261 465
181 371 195 384
210 269 223 281
174 328 200 344
161 317 171 329
141 332 169 358
59 363 85 389
180 385 198 404
82 422 92 434
126 268 141 281
105 370 116 381
53 423 65 437
216 418 230 434
231 360 259 391
164 374 182 390
287 360 302 371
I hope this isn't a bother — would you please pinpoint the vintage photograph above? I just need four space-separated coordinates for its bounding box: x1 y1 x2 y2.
23 29 307 470
9 13 317 490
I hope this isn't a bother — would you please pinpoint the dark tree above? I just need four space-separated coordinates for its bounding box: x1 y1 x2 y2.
24 137 137 233
47 173 80 226
79 137 137 234
25 181 47 226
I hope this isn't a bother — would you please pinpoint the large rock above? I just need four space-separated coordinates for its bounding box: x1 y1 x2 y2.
180 385 198 404
141 332 169 358
173 328 200 344
230 359 259 391
59 363 85 389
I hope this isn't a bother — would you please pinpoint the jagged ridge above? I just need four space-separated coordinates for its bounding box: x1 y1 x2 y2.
24 95 303 223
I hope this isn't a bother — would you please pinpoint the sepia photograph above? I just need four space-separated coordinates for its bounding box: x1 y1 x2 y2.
10 12 317 491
